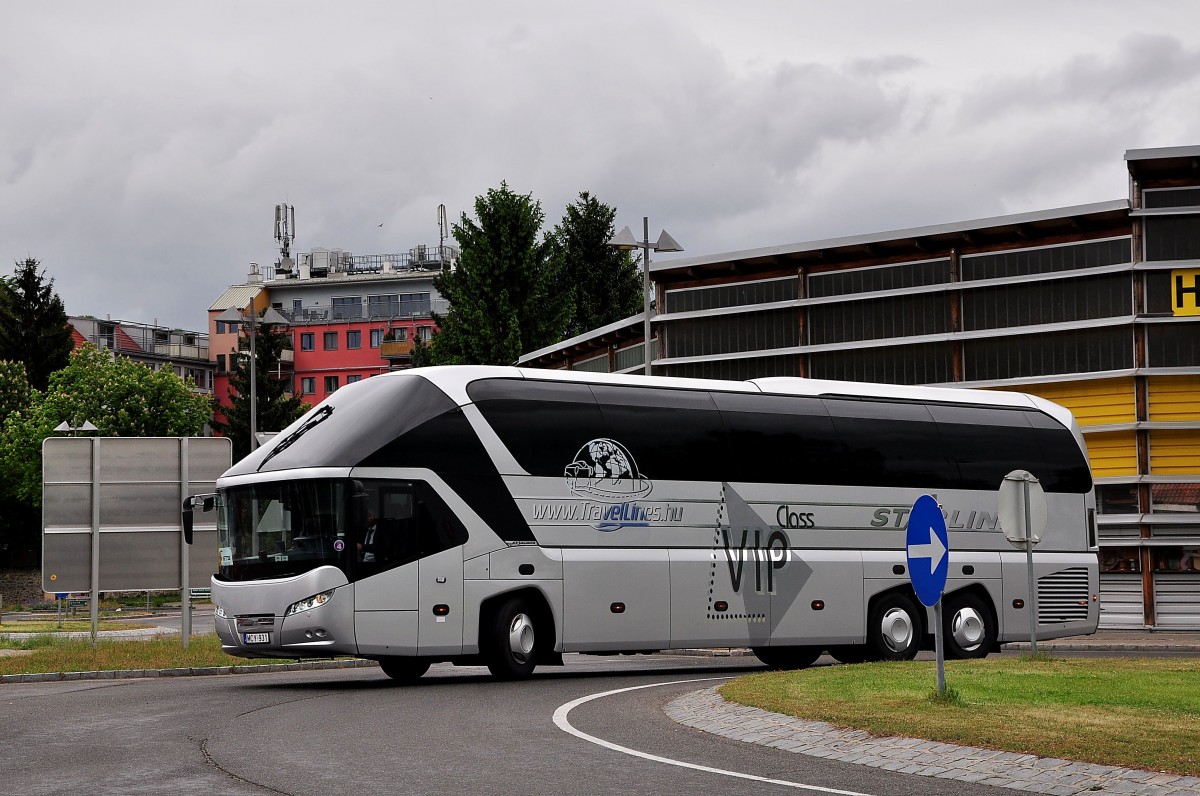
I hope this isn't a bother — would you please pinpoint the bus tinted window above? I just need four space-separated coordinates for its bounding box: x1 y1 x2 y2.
589 385 733 483
822 398 957 488
361 407 535 542
927 403 1042 490
470 379 608 477
1025 410 1094 493
712 391 846 485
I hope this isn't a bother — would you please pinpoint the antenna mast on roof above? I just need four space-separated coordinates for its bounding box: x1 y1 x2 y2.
274 203 296 276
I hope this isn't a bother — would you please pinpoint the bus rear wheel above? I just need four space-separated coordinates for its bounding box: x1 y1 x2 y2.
483 597 539 680
752 646 822 670
827 645 871 664
943 592 995 659
867 592 923 661
379 657 430 682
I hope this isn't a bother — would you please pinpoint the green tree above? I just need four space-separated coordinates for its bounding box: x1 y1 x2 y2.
212 318 305 461
550 192 642 338
0 344 212 567
427 183 569 365
0 359 32 423
0 258 74 391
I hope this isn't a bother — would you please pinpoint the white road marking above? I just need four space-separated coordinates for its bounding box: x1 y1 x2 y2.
552 678 875 796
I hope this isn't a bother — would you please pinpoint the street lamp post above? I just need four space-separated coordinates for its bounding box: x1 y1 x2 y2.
218 304 290 452
608 217 683 376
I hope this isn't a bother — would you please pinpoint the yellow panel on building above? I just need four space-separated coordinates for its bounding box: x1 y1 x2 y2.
1084 431 1139 479
1149 430 1200 475
993 378 1136 426
1148 375 1200 422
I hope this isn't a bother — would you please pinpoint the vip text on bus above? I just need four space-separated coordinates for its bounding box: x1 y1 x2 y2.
184 366 1099 680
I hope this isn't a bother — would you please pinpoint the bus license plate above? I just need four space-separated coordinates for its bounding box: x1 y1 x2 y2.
244 632 270 644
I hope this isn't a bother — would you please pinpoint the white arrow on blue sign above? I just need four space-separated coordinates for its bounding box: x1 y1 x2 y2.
906 494 950 608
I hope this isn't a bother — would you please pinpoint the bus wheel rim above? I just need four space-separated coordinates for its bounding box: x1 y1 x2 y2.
951 607 985 650
508 613 535 662
880 606 914 652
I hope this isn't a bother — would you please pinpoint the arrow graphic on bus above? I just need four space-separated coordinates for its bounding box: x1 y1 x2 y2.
908 527 946 572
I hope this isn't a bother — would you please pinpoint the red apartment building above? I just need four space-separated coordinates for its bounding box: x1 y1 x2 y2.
208 246 451 422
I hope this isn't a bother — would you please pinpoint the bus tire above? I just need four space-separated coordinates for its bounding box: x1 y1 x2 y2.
827 645 871 664
867 592 923 661
379 657 430 682
943 592 995 659
752 646 822 670
483 597 539 680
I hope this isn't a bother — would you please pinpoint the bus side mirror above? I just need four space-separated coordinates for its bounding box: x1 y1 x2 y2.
182 501 194 546
181 495 217 546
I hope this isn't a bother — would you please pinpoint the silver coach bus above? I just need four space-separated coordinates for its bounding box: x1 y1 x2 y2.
186 366 1099 680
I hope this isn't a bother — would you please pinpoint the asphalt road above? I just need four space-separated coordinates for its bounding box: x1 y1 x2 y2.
1 654 1026 796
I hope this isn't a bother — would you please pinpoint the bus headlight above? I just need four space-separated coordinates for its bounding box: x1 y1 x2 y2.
285 590 335 617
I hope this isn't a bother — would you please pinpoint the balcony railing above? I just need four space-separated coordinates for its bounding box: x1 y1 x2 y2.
379 340 415 358
279 298 449 325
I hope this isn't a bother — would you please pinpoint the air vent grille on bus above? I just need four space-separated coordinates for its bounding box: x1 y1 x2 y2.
1037 566 1091 624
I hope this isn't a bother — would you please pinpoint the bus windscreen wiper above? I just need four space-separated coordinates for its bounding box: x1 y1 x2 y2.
257 405 334 471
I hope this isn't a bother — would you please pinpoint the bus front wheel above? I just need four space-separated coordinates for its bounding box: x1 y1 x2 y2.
943 592 995 659
379 657 430 682
483 597 539 680
752 646 822 670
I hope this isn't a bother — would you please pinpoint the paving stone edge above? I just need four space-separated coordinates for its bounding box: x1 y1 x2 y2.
665 686 1200 796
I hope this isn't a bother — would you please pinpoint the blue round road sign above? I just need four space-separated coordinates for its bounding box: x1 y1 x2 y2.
906 494 950 607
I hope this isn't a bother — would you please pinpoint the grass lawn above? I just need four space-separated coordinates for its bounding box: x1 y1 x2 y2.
720 656 1200 776
1 620 154 633
0 634 295 675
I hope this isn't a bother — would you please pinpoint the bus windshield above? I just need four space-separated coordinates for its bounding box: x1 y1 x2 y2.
217 479 354 582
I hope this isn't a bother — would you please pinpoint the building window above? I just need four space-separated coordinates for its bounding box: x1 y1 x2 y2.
417 326 432 342
324 375 339 392
331 297 362 319
809 342 953 385
369 294 399 318
668 308 800 357
961 238 1130 280
963 327 1133 381
301 377 316 395
347 330 361 349
300 333 314 351
324 332 338 350
293 299 303 315
667 277 799 312
370 329 384 348
216 321 225 334
807 259 950 299
1146 216 1200 261
961 272 1132 332
807 294 949 346
348 374 362 384
397 327 409 341
217 354 226 374
1147 324 1200 367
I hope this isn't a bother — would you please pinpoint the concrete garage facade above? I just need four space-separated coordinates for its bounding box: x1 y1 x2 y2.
520 145 1200 630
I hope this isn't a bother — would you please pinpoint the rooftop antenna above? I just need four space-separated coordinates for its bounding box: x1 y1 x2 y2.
274 203 296 276
437 203 448 270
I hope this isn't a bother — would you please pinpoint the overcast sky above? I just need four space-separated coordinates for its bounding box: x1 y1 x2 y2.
3 2 1199 332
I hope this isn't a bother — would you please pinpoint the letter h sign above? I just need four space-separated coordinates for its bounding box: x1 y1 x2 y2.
1173 269 1200 316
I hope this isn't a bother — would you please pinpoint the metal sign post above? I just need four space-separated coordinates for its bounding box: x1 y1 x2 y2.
907 494 950 697
999 470 1047 655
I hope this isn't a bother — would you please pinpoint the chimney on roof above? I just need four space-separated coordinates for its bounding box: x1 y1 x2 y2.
248 262 262 284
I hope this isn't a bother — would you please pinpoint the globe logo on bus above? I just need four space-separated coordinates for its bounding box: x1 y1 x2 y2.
564 438 652 501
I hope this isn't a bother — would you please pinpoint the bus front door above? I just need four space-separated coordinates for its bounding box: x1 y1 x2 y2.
417 545 464 655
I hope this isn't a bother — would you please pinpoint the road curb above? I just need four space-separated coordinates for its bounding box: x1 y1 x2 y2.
0 658 378 684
